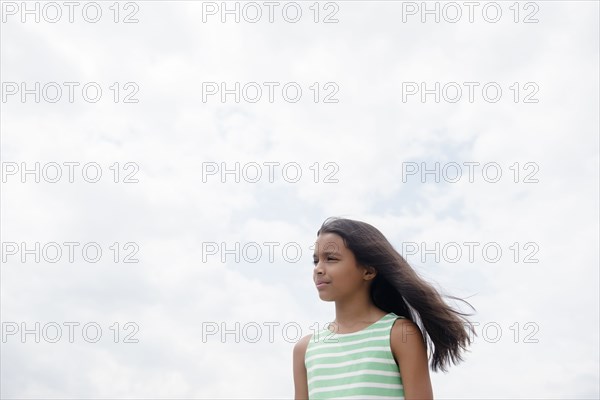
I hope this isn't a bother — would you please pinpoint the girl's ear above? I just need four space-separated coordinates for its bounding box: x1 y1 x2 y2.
363 266 377 281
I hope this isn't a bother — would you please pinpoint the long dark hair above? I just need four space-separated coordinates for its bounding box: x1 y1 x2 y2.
317 216 477 373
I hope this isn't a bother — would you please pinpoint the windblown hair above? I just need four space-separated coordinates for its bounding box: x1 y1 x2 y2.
317 216 477 373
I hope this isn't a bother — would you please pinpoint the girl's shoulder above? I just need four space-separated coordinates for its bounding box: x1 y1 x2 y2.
293 333 312 358
390 316 423 345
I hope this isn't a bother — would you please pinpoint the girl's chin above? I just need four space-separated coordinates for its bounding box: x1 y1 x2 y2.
318 293 335 301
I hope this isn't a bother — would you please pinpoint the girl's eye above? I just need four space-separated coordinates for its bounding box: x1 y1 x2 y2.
312 257 336 265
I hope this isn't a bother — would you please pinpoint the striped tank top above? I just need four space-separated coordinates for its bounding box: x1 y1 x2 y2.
305 312 406 399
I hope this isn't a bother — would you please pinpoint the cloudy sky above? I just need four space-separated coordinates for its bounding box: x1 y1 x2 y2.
1 0 598 398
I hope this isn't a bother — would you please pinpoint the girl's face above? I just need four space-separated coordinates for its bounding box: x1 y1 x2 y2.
312 232 373 302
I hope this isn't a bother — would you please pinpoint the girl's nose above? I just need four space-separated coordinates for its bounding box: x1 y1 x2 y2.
314 261 324 274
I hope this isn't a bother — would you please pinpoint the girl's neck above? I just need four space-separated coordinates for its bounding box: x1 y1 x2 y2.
333 297 387 329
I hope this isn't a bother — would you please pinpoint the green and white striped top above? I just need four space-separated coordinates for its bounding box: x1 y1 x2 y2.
305 312 406 399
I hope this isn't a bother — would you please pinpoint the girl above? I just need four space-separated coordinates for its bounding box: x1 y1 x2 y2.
293 217 477 399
